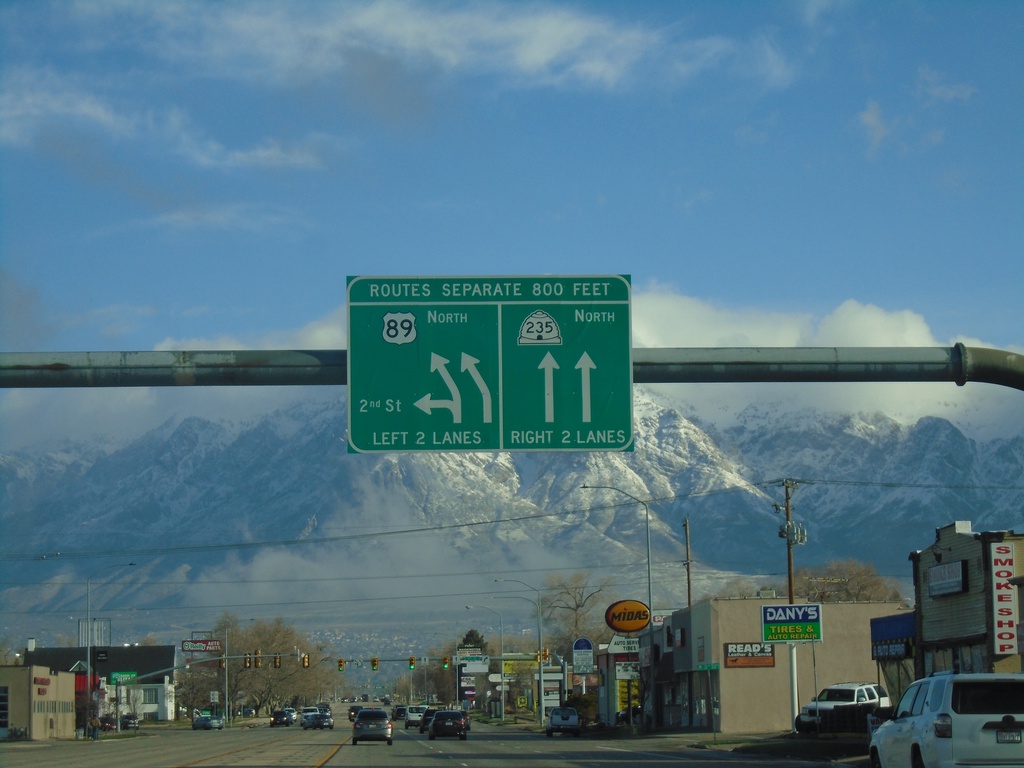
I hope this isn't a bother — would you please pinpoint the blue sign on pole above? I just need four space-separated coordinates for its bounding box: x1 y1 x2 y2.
572 637 595 674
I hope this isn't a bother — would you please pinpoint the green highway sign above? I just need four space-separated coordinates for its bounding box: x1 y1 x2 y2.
347 275 632 452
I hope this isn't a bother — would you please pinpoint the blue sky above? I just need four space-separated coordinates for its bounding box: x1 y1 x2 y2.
1 0 1021 448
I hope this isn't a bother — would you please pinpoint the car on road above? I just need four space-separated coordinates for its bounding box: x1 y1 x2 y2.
391 705 407 721
419 707 438 733
348 704 363 722
546 706 581 737
869 672 1024 768
299 706 321 726
282 707 298 724
120 713 139 730
405 704 426 729
98 715 117 731
351 708 393 745
428 709 467 740
192 715 223 730
270 709 291 727
302 712 334 730
796 682 890 733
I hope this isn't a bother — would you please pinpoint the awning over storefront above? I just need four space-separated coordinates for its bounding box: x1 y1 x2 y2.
870 611 916 660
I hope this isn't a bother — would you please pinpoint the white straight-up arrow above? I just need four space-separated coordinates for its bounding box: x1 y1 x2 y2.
575 352 595 422
461 353 492 423
539 352 559 422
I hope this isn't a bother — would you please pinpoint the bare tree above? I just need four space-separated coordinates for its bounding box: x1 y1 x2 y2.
210 613 331 716
794 559 903 602
542 571 615 655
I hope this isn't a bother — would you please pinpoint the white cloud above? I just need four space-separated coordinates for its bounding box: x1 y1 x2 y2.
55 2 808 95
146 203 309 233
858 100 890 156
0 67 136 146
917 66 975 105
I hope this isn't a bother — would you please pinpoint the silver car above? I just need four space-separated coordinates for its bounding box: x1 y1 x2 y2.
351 708 392 746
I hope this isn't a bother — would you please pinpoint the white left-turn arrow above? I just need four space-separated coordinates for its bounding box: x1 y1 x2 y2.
414 353 462 422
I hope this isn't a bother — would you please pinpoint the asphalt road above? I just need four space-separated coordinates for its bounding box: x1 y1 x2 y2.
0 720 869 768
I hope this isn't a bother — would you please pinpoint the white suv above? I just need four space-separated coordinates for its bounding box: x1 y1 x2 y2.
869 672 1024 768
796 682 890 733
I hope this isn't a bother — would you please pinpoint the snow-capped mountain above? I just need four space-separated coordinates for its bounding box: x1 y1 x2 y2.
1 386 1021 648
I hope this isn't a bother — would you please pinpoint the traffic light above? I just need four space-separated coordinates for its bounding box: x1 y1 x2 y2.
218 656 225 669
408 656 416 670
534 650 541 663
371 657 379 671
337 658 345 672
442 655 450 669
302 654 310 668
244 653 252 669
254 649 262 669
273 654 281 669
542 648 550 663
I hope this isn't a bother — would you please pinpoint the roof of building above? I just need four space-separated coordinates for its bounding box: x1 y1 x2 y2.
23 645 177 682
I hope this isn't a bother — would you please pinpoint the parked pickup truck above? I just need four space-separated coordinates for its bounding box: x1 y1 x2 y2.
546 706 581 737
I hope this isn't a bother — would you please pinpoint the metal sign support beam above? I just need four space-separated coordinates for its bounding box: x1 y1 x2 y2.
0 344 1021 392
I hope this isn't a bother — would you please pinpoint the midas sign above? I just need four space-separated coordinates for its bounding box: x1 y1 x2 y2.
605 599 650 632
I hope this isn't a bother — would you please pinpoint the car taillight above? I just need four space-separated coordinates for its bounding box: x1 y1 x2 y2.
933 713 952 739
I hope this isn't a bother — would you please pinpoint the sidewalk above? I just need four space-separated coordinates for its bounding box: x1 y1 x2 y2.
489 717 870 766
684 731 870 766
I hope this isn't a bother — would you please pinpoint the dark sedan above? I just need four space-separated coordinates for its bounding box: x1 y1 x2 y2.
419 707 438 733
428 709 467 740
270 710 291 727
302 712 334 730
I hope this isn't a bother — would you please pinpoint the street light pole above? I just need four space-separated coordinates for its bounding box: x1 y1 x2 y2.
582 484 654 728
494 578 544 725
466 605 504 721
85 562 136 725
224 626 229 727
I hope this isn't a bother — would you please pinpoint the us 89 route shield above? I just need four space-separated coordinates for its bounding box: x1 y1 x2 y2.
346 275 632 453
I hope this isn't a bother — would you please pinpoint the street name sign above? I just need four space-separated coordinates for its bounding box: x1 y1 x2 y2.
347 275 632 452
761 603 823 643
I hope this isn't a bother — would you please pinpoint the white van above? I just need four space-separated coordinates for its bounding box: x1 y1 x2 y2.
405 705 427 730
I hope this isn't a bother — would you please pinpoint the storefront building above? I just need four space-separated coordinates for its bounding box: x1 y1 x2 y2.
0 665 77 740
22 643 177 727
910 520 1021 676
593 596 902 733
869 610 917 703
